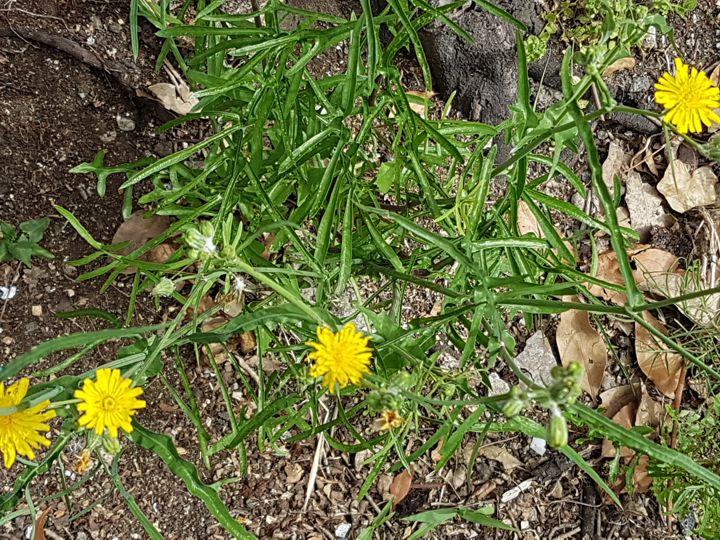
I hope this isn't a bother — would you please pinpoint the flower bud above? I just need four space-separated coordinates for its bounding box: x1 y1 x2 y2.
502 398 525 418
547 410 568 448
102 435 122 456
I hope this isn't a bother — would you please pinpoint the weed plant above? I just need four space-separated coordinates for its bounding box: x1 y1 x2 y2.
2 0 720 537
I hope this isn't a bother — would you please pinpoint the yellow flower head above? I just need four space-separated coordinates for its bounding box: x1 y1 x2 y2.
655 57 720 134
375 410 404 432
0 378 56 469
306 323 372 390
74 368 146 438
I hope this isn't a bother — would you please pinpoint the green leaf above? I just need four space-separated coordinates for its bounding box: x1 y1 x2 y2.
129 426 254 539
376 161 399 193
19 218 50 244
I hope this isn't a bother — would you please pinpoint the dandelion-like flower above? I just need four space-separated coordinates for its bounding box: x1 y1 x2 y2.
655 58 720 134
0 378 56 469
75 368 146 438
306 323 372 390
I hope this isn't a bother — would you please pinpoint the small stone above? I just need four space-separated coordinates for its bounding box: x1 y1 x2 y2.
66 289 76 298
86 36 96 46
116 114 136 132
31 305 43 317
335 522 351 539
488 372 510 396
100 131 117 143
530 437 547 456
2 336 14 345
108 21 122 33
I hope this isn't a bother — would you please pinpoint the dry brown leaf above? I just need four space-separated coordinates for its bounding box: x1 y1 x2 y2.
602 141 630 195
147 82 199 115
600 384 641 419
517 199 543 237
113 211 170 252
556 299 608 398
635 386 669 429
147 243 176 264
588 250 628 305
389 469 413 506
635 312 684 398
657 159 717 213
405 90 438 118
112 211 171 274
601 402 638 458
33 508 50 540
632 455 653 493
476 445 522 472
602 56 636 77
239 331 256 354
285 462 304 484
631 248 679 288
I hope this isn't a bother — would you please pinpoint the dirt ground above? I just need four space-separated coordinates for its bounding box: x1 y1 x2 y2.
1 0 716 539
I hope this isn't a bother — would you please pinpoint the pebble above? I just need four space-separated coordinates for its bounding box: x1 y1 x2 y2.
108 21 123 33
116 114 136 132
530 437 547 456
335 522 351 539
31 305 43 317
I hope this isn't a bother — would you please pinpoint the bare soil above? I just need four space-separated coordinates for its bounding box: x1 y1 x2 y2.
1 1 716 539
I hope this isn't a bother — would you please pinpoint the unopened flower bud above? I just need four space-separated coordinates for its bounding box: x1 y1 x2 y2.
547 408 568 448
102 435 122 456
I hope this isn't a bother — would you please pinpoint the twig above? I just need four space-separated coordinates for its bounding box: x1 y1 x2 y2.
303 399 334 510
0 26 129 87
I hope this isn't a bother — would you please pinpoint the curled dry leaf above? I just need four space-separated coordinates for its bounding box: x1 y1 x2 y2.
657 159 717 213
389 469 413 506
556 298 608 398
147 82 199 115
476 445 522 472
635 312 684 398
602 56 636 78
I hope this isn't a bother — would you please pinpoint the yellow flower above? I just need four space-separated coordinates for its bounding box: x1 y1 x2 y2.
0 378 56 469
655 57 720 134
306 323 372 390
75 368 146 438
375 410 404 432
